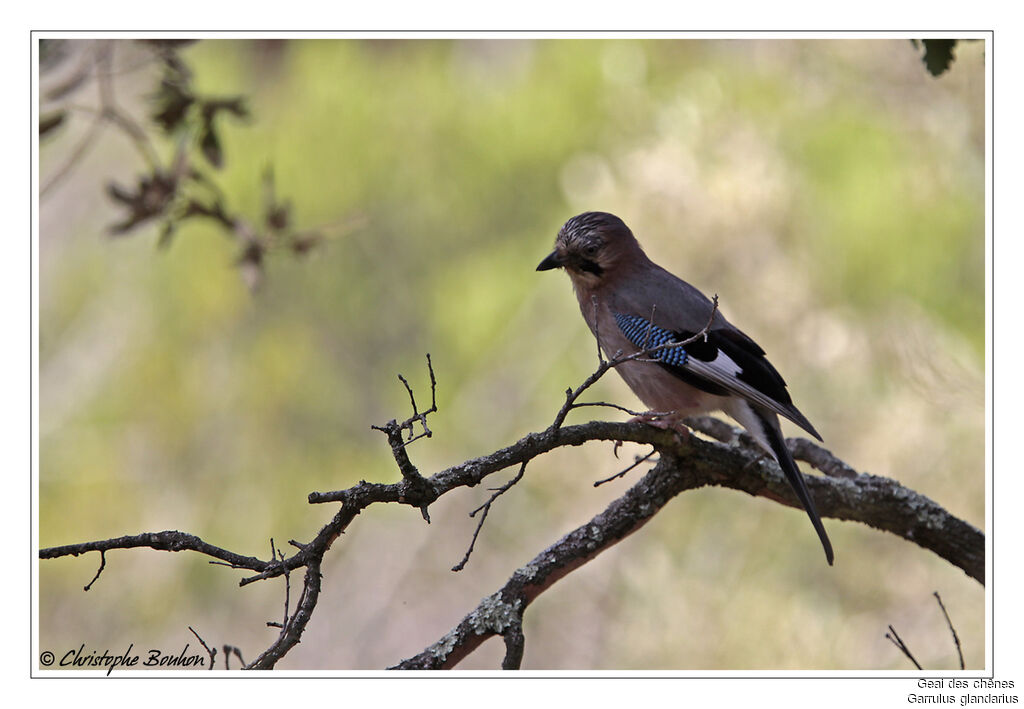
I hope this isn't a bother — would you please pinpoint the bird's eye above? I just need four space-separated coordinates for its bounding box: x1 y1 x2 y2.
583 243 599 256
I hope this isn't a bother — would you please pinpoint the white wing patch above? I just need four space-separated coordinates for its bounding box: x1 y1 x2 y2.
613 310 807 431
683 356 796 424
705 350 742 378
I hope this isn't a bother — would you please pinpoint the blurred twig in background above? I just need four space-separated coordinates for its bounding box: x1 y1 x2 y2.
39 39 326 290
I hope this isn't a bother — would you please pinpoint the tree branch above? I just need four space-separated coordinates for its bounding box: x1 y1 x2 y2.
39 353 983 670
38 530 269 573
390 422 983 668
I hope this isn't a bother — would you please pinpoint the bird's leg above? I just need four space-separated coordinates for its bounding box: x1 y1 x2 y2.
627 411 691 437
614 412 690 454
627 413 671 429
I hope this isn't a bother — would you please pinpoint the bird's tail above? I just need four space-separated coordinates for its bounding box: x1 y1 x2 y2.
753 409 835 566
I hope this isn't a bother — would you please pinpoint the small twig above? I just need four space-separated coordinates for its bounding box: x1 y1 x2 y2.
885 624 923 670
246 556 323 669
452 461 529 572
571 401 649 417
377 354 438 448
426 353 438 411
397 374 420 435
42 42 160 198
594 449 657 487
41 112 107 197
933 591 965 670
703 295 718 340
83 550 106 591
40 531 271 574
224 645 245 669
279 544 291 631
551 298 718 431
472 462 529 518
265 540 291 631
223 645 246 670
188 626 216 670
550 358 618 430
642 304 658 348
400 354 438 444
450 505 490 573
370 356 440 521
572 402 678 425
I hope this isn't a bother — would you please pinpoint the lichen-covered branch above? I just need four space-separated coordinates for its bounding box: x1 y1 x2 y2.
390 421 984 669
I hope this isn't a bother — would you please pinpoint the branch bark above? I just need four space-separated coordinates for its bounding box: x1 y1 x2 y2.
39 376 983 670
40 418 984 669
390 420 983 669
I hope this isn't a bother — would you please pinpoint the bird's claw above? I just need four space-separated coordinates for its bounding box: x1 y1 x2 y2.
627 412 690 438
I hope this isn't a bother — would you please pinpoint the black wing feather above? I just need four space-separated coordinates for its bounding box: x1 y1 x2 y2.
642 322 794 407
709 328 794 408
614 312 821 440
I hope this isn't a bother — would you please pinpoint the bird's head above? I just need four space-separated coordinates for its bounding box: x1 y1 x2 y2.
536 211 644 288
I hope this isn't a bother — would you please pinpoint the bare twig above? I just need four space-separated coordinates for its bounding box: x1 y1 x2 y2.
265 541 291 631
188 626 216 670
223 645 246 670
452 461 529 572
934 591 965 670
594 449 657 487
552 296 719 431
83 549 106 591
885 624 923 670
642 303 658 348
394 353 438 445
246 556 322 669
40 531 270 573
279 543 291 631
371 357 439 522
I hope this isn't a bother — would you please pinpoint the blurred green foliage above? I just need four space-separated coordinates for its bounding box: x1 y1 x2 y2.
39 38 985 670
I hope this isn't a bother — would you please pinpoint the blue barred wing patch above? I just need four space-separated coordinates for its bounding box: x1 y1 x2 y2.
613 312 689 367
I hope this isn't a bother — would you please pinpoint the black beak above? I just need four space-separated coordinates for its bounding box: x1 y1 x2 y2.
536 250 563 271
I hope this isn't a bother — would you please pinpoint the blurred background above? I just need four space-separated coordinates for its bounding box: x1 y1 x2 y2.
37 37 985 671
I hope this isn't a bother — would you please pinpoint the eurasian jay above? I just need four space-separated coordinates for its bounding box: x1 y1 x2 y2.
537 211 834 565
